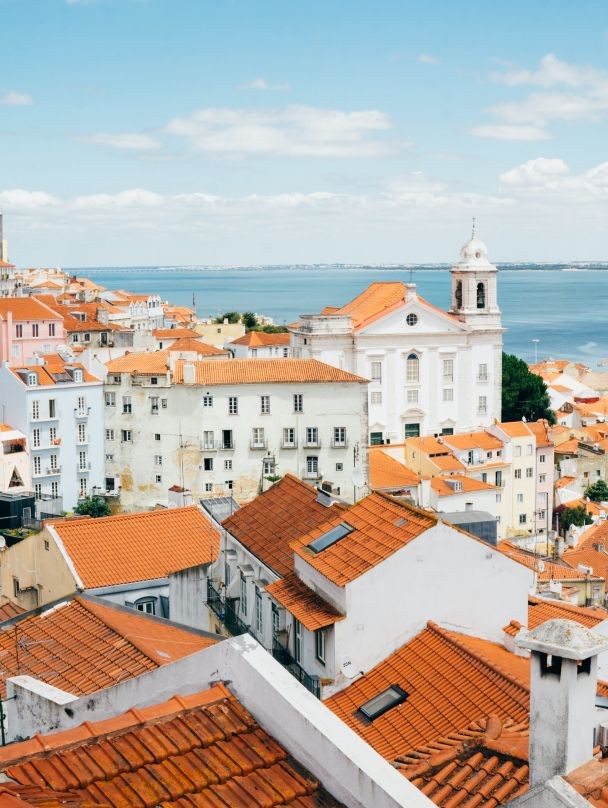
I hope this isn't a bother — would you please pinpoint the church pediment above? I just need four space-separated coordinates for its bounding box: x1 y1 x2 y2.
359 297 468 336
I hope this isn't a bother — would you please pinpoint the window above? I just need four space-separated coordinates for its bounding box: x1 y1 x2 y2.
404 423 420 438
205 483 213 492
333 427 346 446
406 353 419 383
32 428 40 448
15 324 22 338
252 427 265 447
517 493 524 503
105 392 116 407
370 432 383 445
155 474 162 483
150 377 158 385
478 396 487 414
33 456 41 475
45 539 50 551
224 459 232 470
263 458 275 477
251 348 257 357
203 395 213 407
481 472 487 483
306 456 319 476
407 389 418 404
370 391 382 405
51 481 59 498
78 451 87 470
358 685 409 722
495 470 502 486
538 510 546 520
203 430 214 449
442 359 454 382
49 427 57 444
49 399 56 418
150 396 159 414
370 361 382 383
240 573 248 615
294 619 302 663
526 444 533 456
293 393 303 413
406 313 418 326
105 453 114 462
122 396 132 414
336 462 343 471
50 453 58 470
31 400 39 420
79 477 87 497
203 457 213 471
34 483 42 499
306 427 319 446
519 514 527 525
48 323 55 337
526 467 533 478
441 427 454 435
260 395 270 414
228 396 238 415
76 423 85 444
255 587 263 634
443 389 453 402
154 455 162 466
222 429 233 450
121 429 132 442
496 493 502 503
76 396 86 415
283 347 289 357
486 451 492 459
13 578 20 598
225 479 233 490
32 323 39 337
283 427 296 447
539 454 546 463
316 630 326 664
514 446 522 458
476 282 485 309
514 468 522 479
155 433 161 441
105 429 114 441
27 372 37 386
455 280 462 309
135 598 156 615
161 398 168 409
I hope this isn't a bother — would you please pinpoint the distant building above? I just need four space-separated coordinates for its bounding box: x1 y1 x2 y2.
0 298 66 365
228 330 292 358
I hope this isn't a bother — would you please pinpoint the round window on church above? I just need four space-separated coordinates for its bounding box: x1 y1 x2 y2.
475 251 481 259
406 313 418 327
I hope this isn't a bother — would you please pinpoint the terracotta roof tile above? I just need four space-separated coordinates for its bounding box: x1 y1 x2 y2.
431 476 496 496
525 420 553 447
222 474 344 577
291 493 437 587
563 547 608 582
266 573 345 631
230 331 291 347
168 338 229 356
0 595 217 699
369 448 421 490
432 455 466 472
503 595 606 637
329 282 406 329
10 361 99 387
0 685 345 808
0 600 24 622
172 358 367 386
555 438 580 454
443 432 504 451
498 541 604 581
51 506 219 588
0 298 62 321
152 328 199 339
105 350 170 375
495 422 533 439
555 475 577 489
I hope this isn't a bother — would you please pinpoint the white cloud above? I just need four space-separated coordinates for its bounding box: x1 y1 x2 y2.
238 77 290 91
72 189 164 209
0 189 59 210
500 158 570 189
417 54 439 65
165 104 403 157
0 91 33 106
473 54 608 140
500 157 608 199
80 132 162 151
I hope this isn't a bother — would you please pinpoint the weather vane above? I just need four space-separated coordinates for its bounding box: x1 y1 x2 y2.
472 216 476 238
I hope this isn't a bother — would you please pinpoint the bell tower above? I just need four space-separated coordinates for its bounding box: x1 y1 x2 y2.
450 220 501 330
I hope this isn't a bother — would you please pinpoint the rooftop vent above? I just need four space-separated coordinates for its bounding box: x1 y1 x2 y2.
308 522 354 554
358 684 409 721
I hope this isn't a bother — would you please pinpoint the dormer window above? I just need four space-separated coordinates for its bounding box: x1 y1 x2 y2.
27 372 38 386
476 282 486 309
73 369 83 383
359 685 409 721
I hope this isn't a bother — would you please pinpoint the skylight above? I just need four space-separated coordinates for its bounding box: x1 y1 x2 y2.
358 685 409 721
308 522 354 553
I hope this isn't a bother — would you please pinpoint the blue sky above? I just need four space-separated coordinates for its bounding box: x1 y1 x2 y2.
2 0 608 265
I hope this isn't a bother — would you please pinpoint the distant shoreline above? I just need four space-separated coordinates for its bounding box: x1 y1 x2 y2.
64 264 608 273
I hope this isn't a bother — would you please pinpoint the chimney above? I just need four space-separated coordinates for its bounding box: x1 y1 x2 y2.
516 619 608 786
182 362 196 384
405 282 417 303
465 501 473 511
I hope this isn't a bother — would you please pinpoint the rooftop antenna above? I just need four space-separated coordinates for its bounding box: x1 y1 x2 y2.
408 267 414 284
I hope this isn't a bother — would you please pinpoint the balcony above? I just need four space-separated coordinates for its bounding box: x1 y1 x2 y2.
31 412 61 423
331 439 348 449
77 463 92 473
303 439 322 449
272 639 320 698
281 439 298 449
303 469 321 480
200 439 218 452
206 581 251 637
220 440 235 451
74 407 91 419
45 466 61 475
250 438 268 451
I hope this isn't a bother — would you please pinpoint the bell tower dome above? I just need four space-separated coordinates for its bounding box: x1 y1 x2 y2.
450 221 501 330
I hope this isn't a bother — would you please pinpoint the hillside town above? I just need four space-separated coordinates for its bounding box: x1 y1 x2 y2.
0 214 607 807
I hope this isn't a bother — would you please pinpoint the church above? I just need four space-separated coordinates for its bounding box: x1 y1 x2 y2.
290 230 503 443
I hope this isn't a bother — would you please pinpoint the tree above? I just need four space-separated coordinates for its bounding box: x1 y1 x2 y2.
74 495 110 518
214 311 240 324
501 352 556 424
584 479 608 502
242 312 258 330
560 505 593 533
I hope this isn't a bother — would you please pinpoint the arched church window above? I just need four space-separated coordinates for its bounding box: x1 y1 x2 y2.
476 282 485 309
406 353 419 383
455 281 462 309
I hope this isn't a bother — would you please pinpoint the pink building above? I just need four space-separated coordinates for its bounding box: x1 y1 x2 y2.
0 298 66 365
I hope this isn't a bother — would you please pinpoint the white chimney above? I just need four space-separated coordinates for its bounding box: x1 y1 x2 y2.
516 618 608 786
405 282 417 303
182 362 196 385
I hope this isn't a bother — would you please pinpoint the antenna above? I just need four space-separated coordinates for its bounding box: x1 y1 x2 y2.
340 656 357 678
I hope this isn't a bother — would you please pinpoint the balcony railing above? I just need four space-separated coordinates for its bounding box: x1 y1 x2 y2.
206 581 250 637
281 439 297 449
303 438 322 448
331 439 348 449
250 438 268 450
200 439 218 451
220 440 235 451
272 639 321 698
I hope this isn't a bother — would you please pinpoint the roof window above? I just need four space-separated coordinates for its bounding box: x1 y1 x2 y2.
308 522 354 554
394 517 408 527
358 685 409 721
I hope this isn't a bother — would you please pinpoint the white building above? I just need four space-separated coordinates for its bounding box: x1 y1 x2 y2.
103 356 369 508
0 357 104 513
227 330 292 358
291 231 503 443
0 424 31 495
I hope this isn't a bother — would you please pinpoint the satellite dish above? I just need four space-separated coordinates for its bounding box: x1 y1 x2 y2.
341 656 357 678
352 468 365 488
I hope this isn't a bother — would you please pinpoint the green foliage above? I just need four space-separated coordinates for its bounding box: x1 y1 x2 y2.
74 495 111 518
214 311 241 324
501 352 556 424
250 324 289 334
560 506 593 532
242 312 258 329
584 479 608 502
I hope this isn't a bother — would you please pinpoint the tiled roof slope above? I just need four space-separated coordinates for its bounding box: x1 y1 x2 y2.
431 476 496 496
153 328 199 339
292 492 437 587
325 622 530 760
230 331 291 347
266 573 345 631
499 541 604 581
504 595 607 637
106 350 171 375
172 358 367 385
52 506 219 588
368 449 420 490
443 432 503 451
222 474 344 577
330 281 406 329
395 716 529 806
0 599 24 622
168 337 228 356
0 595 217 699
0 685 345 808
10 362 99 387
0 298 62 321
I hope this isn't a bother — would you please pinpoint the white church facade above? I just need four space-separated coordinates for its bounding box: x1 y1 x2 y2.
290 231 503 444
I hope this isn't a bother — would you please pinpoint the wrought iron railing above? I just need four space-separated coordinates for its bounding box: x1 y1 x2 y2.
206 581 251 637
272 639 321 698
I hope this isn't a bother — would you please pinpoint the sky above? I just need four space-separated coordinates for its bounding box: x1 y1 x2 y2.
2 0 608 266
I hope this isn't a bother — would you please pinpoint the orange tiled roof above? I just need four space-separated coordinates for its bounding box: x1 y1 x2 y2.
566 757 608 806
503 595 606 637
222 474 345 577
498 541 604 581
152 327 198 339
369 448 420 490
407 436 450 454
0 684 345 808
51 505 219 588
443 431 503 451
230 331 291 347
169 337 229 356
10 361 99 386
432 455 466 472
0 297 62 321
556 475 577 489
495 422 533 438
431 476 496 496
0 595 217 699
563 547 608 582
555 438 580 454
291 492 437 587
328 281 406 329
325 621 530 759
568 519 608 551
395 716 530 806
0 261 15 268
0 599 24 622
266 572 346 631
105 350 170 375
172 358 367 386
